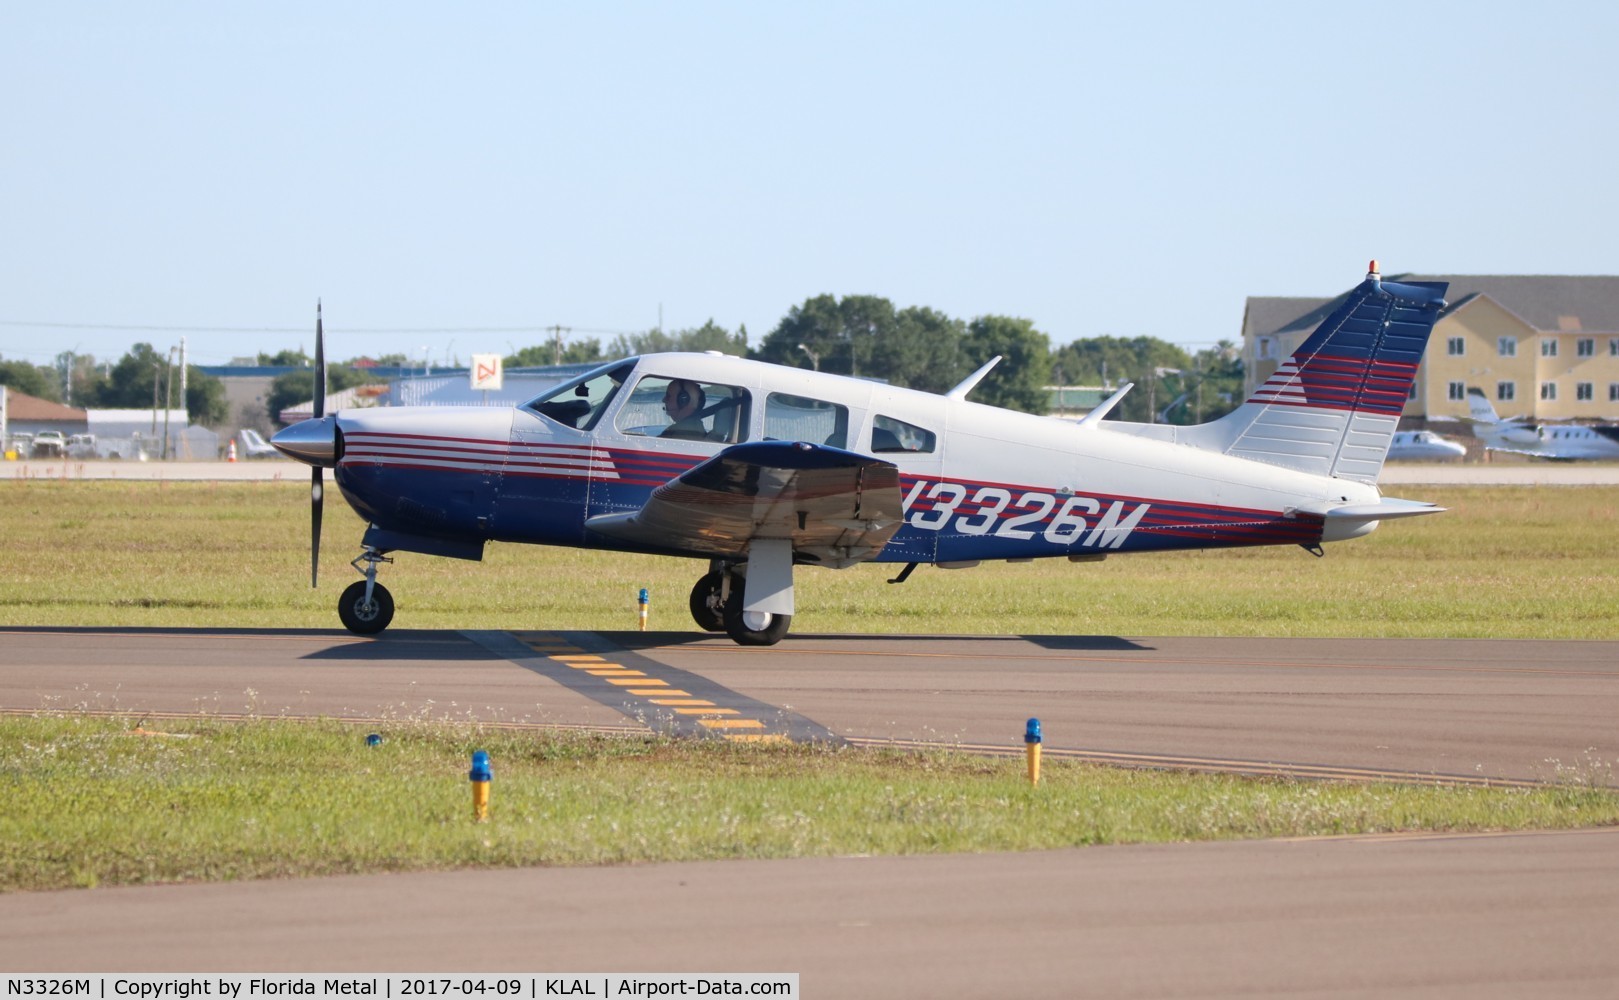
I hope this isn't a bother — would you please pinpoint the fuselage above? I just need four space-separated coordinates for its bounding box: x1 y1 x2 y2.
326 353 1378 567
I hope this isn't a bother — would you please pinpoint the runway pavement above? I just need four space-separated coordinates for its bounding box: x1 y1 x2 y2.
4 628 1615 785
4 627 1618 995
5 828 1619 996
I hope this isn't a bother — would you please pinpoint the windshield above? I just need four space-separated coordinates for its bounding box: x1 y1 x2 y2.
521 359 635 431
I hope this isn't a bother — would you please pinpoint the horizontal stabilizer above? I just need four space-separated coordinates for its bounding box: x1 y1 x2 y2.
1292 497 1446 523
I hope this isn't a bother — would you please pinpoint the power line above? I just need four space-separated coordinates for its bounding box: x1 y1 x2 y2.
0 319 644 336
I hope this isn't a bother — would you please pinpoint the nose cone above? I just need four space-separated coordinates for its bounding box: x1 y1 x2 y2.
271 416 339 467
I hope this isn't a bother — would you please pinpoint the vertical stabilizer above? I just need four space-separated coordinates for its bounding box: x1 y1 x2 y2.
1216 263 1447 483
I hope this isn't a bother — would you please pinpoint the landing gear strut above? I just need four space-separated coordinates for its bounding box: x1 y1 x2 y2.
339 549 394 635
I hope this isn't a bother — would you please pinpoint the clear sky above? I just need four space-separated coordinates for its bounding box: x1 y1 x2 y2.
3 1 1616 370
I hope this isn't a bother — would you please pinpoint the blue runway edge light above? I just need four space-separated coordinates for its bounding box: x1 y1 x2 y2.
366 733 383 747
469 750 492 782
1024 718 1042 744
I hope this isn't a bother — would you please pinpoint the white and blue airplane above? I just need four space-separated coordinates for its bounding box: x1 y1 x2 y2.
1467 388 1619 461
274 263 1448 645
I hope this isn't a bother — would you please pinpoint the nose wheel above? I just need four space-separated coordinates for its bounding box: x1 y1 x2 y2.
338 580 394 634
339 548 395 635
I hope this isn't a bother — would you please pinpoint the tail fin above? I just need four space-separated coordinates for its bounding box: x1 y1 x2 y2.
1466 386 1501 424
1215 262 1447 483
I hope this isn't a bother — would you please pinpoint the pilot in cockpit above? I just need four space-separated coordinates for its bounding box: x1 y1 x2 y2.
661 379 708 439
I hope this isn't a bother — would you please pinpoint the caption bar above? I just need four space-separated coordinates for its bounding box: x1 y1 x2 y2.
4 977 797 1000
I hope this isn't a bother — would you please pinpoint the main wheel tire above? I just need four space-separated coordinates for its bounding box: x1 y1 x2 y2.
338 580 395 635
722 589 791 646
689 572 726 632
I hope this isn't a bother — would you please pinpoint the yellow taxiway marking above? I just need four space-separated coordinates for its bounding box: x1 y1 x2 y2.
513 632 781 742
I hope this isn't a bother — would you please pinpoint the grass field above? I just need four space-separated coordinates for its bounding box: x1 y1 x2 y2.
5 715 1617 892
3 480 1617 890
0 480 1615 638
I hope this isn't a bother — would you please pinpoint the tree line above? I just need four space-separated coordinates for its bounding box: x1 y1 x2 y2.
0 345 229 425
2 294 1244 428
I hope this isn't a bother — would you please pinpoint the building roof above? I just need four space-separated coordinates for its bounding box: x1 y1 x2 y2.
1244 275 1619 338
1 389 86 422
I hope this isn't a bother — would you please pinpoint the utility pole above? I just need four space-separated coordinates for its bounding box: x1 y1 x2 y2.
550 325 571 366
179 336 187 414
162 347 176 460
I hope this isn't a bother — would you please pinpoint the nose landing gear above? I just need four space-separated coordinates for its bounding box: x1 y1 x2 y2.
338 548 395 635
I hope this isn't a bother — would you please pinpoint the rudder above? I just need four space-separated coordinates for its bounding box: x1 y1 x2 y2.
1217 263 1447 483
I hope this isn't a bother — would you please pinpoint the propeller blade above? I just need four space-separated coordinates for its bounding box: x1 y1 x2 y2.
311 302 326 588
313 301 326 421
311 467 323 587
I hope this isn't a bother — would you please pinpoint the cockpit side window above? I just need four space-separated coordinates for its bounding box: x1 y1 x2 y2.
614 375 751 444
765 393 848 448
522 360 635 431
871 414 936 454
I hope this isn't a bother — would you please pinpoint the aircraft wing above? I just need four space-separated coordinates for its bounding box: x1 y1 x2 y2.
584 441 905 567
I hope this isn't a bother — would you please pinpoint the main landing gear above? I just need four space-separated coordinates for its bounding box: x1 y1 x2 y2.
689 561 792 646
338 548 394 635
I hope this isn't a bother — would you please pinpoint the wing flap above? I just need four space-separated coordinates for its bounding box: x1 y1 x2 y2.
586 441 904 566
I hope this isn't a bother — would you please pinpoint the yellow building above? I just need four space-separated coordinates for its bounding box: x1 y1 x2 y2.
1243 275 1619 423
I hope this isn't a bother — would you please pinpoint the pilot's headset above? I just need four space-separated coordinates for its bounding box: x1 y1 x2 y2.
669 380 704 412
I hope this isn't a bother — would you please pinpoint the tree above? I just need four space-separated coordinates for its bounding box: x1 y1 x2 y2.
877 306 968 394
961 316 1051 413
0 357 61 402
265 365 386 426
755 295 908 381
1050 335 1194 423
83 344 229 425
258 348 311 367
185 372 230 427
505 338 606 368
608 320 746 358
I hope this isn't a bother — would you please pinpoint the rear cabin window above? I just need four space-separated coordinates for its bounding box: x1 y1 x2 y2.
870 414 936 454
613 375 750 444
765 393 848 449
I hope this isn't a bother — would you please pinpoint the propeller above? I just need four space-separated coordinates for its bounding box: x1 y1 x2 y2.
311 301 325 588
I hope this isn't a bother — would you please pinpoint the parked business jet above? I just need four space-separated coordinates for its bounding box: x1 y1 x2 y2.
1466 388 1619 460
1386 429 1466 461
274 264 1448 644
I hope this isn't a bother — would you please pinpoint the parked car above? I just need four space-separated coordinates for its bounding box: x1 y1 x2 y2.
67 434 99 459
31 430 67 458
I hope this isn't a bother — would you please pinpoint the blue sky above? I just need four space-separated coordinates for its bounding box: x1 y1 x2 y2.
3 2 1616 369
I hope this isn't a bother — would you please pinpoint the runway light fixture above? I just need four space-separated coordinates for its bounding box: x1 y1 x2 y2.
469 750 492 822
1024 718 1042 787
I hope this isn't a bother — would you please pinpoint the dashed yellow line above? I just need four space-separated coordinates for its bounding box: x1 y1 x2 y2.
522 633 773 742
